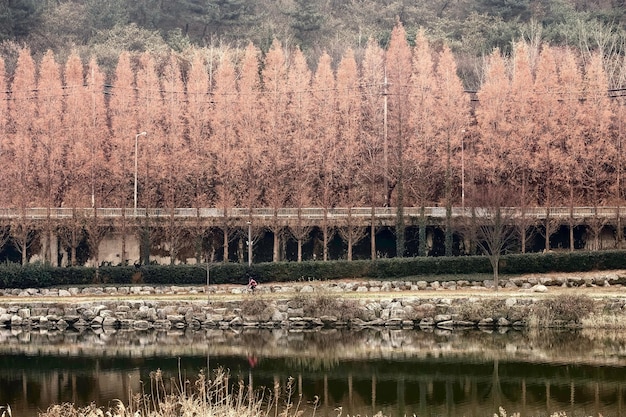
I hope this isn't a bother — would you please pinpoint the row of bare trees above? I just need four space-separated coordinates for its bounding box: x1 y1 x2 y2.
0 22 623 263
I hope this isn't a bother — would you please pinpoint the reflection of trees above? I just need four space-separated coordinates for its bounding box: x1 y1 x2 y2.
284 355 340 372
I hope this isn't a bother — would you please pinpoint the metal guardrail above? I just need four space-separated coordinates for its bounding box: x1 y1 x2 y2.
0 207 623 220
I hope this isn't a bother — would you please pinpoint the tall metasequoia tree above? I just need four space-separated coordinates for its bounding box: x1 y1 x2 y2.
185 51 211 208
185 51 213 262
475 50 511 187
311 47 338 261
557 48 584 250
508 42 540 252
235 42 263 264
35 50 64 263
533 45 568 251
0 58 10 255
135 52 164 264
407 30 437 257
260 39 290 262
59 52 88 266
87 58 110 207
9 48 38 265
385 21 412 257
359 37 385 259
211 51 241 263
161 55 187 263
136 52 163 209
336 49 366 261
0 57 8 205
578 53 614 250
63 52 90 207
432 44 469 256
83 58 112 267
615 93 626 245
286 46 313 262
110 52 138 207
109 52 138 264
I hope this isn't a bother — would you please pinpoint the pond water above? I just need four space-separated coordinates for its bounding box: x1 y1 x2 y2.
0 327 625 417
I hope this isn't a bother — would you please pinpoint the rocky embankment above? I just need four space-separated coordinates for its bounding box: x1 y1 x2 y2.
0 271 624 331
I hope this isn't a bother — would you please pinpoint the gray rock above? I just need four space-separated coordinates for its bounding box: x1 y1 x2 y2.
434 314 452 322
102 317 118 327
133 320 152 330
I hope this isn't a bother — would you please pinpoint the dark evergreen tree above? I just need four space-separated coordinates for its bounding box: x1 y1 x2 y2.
0 0 41 40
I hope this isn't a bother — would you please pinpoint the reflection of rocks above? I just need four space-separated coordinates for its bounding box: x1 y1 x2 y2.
0 326 623 372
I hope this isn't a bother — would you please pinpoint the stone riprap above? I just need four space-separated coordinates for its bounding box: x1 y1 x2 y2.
0 271 624 331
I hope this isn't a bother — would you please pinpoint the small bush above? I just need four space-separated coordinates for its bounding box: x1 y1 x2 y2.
531 294 597 327
290 292 360 321
456 299 509 322
239 297 273 320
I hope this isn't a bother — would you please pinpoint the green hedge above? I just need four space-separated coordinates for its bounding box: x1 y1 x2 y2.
0 250 625 289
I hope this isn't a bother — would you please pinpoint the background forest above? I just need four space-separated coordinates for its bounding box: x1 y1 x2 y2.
3 0 626 87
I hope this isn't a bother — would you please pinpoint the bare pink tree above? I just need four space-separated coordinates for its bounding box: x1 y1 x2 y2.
260 39 290 262
336 49 366 260
311 49 339 261
286 47 314 261
210 51 242 262
9 49 38 264
359 38 386 259
34 50 64 263
109 52 138 265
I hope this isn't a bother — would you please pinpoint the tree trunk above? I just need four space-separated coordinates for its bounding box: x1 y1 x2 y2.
323 210 329 261
222 226 229 263
419 206 427 257
347 233 353 261
370 207 376 260
273 230 280 262
121 210 127 265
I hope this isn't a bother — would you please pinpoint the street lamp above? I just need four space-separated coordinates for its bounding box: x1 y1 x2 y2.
134 132 147 214
246 221 252 267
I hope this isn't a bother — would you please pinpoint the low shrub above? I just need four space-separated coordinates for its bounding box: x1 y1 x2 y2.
302 293 359 320
239 297 273 320
1 249 626 288
456 299 510 322
529 294 597 327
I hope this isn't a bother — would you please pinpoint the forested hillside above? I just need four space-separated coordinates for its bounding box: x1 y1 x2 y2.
2 0 626 87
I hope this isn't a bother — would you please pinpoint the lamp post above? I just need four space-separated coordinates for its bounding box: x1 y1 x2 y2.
246 221 252 266
134 132 147 214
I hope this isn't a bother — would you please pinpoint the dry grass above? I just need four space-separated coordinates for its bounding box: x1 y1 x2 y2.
36 369 604 417
39 368 314 417
527 294 597 328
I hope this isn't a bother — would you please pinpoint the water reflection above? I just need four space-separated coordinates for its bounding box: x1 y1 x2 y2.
0 327 625 416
